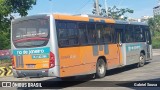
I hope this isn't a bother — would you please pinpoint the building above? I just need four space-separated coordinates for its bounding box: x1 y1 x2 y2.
140 16 153 22
128 16 153 22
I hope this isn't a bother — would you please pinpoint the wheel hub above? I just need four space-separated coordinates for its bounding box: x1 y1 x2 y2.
140 56 144 64
98 64 105 74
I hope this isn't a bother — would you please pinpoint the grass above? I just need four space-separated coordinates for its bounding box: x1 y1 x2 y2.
152 37 160 49
152 31 160 49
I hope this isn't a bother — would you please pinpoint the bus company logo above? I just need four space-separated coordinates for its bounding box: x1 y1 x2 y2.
2 82 11 87
61 55 77 59
127 44 141 52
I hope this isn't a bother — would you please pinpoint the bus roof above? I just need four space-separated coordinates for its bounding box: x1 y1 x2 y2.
53 14 115 23
12 14 148 26
53 14 148 26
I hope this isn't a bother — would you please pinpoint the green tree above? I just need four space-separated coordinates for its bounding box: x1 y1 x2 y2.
92 5 134 20
148 15 160 49
148 17 155 36
153 15 160 32
0 0 36 50
148 15 160 36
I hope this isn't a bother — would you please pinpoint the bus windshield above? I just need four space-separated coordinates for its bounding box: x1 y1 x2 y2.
12 18 50 48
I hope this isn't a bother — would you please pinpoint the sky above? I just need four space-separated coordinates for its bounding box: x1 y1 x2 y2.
28 0 159 18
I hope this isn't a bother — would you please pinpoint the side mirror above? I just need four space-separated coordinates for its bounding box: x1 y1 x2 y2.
119 43 122 46
117 43 122 47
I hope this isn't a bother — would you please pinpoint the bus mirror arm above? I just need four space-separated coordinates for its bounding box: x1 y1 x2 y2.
117 43 122 47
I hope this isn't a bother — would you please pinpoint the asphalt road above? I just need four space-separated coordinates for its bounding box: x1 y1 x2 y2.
0 49 160 90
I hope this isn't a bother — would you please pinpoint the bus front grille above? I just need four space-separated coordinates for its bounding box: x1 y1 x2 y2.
16 56 24 68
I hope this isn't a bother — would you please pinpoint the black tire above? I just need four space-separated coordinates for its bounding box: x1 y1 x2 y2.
13 73 21 78
96 58 106 78
137 53 146 67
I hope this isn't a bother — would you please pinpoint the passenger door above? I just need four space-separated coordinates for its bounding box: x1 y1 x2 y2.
115 25 124 66
145 27 152 60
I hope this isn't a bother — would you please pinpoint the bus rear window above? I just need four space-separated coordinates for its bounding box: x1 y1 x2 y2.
12 18 50 48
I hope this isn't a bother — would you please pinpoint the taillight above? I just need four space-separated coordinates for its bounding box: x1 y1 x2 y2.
49 52 55 68
11 55 15 69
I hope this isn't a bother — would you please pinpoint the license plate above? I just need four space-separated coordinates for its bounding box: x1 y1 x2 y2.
26 64 35 68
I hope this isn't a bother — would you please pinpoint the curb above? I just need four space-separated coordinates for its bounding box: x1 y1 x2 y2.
0 66 13 77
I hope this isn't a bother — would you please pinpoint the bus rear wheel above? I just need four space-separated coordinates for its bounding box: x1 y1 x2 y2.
137 53 146 67
96 58 106 78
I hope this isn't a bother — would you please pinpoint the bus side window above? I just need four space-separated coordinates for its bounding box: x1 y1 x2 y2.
96 24 104 44
134 26 145 42
57 22 69 47
78 23 88 45
144 26 152 44
125 25 134 43
104 24 113 43
114 24 124 43
67 22 79 46
96 24 113 44
57 21 79 47
87 23 97 44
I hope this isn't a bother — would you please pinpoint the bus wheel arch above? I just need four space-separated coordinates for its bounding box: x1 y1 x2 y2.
95 56 107 78
98 56 107 64
141 50 146 56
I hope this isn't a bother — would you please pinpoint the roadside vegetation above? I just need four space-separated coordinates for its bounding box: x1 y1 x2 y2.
0 59 11 67
0 0 36 50
152 31 160 49
148 16 160 49
0 0 36 66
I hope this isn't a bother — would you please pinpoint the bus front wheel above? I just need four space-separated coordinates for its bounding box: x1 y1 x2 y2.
96 58 106 78
137 53 146 67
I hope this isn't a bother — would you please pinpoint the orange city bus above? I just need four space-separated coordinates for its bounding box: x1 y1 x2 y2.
11 14 152 79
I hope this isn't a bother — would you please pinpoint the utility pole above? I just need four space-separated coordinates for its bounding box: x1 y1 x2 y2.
49 0 52 13
95 0 100 15
104 0 108 17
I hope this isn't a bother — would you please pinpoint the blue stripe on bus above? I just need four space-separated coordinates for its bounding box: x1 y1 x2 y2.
13 47 50 56
89 19 94 22
126 44 142 52
100 20 105 23
104 44 109 54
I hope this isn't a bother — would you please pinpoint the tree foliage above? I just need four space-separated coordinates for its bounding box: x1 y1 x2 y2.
0 0 36 50
92 5 134 20
148 15 160 36
148 15 160 48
